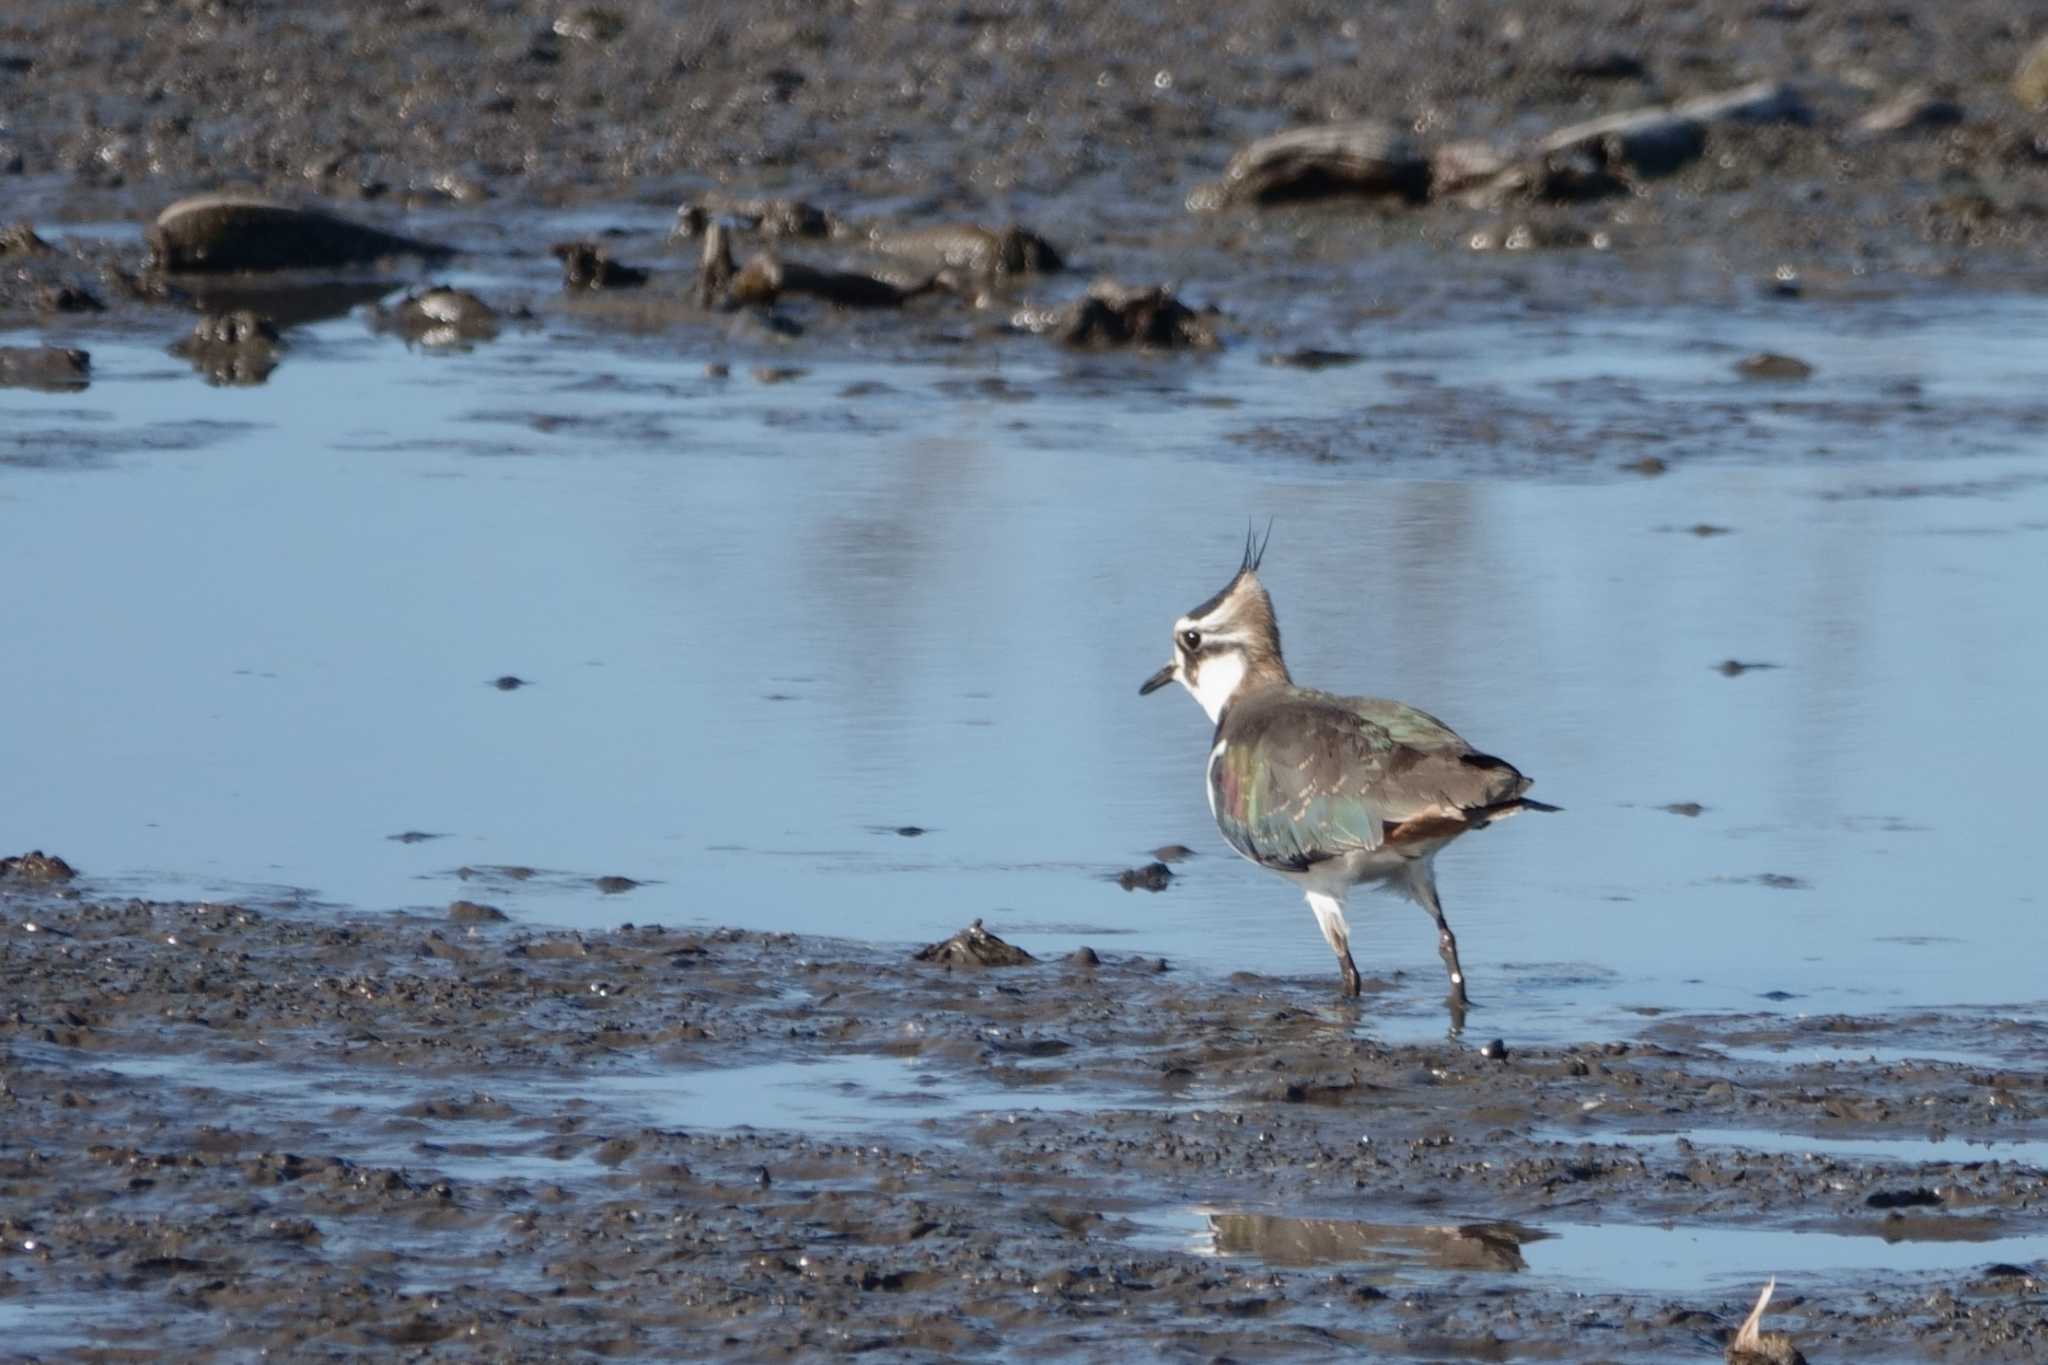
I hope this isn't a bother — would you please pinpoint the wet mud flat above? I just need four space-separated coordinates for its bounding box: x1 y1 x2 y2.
8 0 2048 362
4 892 2045 1361
6 0 2048 271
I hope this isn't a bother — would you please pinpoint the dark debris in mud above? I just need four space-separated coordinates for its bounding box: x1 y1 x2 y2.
0 850 76 882
1116 860 1175 892
914 917 1037 968
1 894 2045 1360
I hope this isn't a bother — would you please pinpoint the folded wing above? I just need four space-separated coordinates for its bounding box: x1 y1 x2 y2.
1210 691 1531 872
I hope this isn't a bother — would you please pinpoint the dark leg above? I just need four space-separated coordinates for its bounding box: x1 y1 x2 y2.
1407 863 1471 1012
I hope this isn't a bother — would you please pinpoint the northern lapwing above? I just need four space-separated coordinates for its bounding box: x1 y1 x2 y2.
1140 528 1555 1014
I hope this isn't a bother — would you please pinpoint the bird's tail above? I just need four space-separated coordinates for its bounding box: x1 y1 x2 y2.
1470 796 1562 827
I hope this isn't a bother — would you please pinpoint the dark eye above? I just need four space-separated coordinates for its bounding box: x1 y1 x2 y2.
1180 629 1202 651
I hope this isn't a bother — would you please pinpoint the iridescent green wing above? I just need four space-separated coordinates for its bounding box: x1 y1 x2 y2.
1210 691 1532 871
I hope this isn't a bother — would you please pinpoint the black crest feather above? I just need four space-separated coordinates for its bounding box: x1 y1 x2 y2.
1240 517 1274 575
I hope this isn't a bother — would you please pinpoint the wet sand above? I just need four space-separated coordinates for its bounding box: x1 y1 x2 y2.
5 886 2045 1360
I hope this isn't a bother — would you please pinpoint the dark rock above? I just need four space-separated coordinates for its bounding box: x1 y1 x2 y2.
1015 280 1220 350
1263 348 1362 370
0 345 89 391
171 311 282 386
593 876 640 894
1480 1038 1509 1061
150 194 452 272
1150 844 1196 863
0 850 77 882
1067 946 1100 967
1117 862 1173 893
448 900 509 924
1566 50 1647 81
914 918 1036 968
1189 121 1429 209
1540 107 1707 178
1661 802 1706 817
729 253 929 308
1735 353 1813 380
893 826 927 838
491 676 530 690
39 284 103 313
375 286 502 345
386 832 444 844
867 224 1064 276
551 241 647 289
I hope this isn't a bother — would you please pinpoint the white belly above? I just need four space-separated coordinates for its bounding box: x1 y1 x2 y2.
1282 844 1450 899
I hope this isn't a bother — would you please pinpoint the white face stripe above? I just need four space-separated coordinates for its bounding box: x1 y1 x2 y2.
1179 646 1246 724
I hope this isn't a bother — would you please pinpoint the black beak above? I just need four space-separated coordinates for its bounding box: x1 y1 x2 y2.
1139 663 1176 696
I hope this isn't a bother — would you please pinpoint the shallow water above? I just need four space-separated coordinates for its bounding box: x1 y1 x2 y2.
89 1047 1123 1157
5 281 2047 1047
1141 1207 2048 1292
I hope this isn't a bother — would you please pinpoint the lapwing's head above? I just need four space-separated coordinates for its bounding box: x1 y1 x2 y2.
1140 524 1290 723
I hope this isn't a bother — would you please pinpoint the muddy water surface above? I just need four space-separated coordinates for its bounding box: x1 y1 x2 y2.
5 286 2046 1042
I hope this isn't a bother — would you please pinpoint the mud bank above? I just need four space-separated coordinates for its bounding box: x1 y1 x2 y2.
5 1 2048 344
3 891 2044 1361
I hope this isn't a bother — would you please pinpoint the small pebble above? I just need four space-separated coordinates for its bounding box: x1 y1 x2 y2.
1734 352 1813 381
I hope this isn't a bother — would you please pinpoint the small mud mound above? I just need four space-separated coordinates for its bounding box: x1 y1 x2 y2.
0 849 77 882
914 918 1035 967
